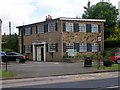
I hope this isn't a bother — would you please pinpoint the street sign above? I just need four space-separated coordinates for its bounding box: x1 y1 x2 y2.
98 36 101 42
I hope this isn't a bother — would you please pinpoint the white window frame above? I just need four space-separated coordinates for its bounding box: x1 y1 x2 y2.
48 22 55 32
48 43 56 52
79 24 86 32
92 43 98 52
25 45 31 53
79 43 87 52
91 24 98 32
25 27 31 35
37 25 44 33
66 43 74 51
66 22 73 32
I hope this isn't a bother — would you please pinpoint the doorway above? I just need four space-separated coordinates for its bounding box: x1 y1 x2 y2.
36 46 44 61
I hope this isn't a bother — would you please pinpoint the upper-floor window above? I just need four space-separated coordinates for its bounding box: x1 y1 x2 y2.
66 22 73 32
91 43 98 52
37 25 44 33
48 22 55 32
79 24 86 32
91 24 98 32
79 43 87 52
19 29 22 36
25 27 32 35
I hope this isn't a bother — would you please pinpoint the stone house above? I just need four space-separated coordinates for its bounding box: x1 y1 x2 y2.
17 16 105 62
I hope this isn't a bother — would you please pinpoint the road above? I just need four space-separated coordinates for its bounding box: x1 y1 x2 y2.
2 71 120 89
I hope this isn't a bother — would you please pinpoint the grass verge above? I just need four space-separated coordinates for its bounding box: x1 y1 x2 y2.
95 64 120 71
0 70 16 78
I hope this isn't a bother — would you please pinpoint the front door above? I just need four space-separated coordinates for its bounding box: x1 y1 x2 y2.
36 46 44 61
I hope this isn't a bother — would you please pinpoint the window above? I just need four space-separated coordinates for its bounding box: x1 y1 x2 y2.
25 27 32 35
37 25 44 33
91 24 98 32
66 43 74 51
48 22 55 32
79 24 86 32
66 22 73 32
48 43 57 52
79 43 87 52
25 45 31 53
92 43 98 52
19 29 22 36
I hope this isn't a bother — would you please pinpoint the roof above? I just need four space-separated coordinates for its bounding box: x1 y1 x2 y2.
59 17 106 22
17 17 105 28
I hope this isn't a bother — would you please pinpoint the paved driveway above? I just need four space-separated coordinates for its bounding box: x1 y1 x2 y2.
2 61 101 78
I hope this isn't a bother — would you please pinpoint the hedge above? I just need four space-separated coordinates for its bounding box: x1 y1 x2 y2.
104 40 120 49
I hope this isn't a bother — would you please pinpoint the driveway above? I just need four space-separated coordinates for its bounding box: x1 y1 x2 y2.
2 61 102 78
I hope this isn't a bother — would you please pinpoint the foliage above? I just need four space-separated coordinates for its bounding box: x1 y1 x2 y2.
107 25 120 40
4 49 13 53
100 49 113 61
2 33 18 52
104 40 120 49
82 1 118 39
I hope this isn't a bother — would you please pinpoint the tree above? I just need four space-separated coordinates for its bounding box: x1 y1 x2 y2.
82 1 119 39
2 33 18 52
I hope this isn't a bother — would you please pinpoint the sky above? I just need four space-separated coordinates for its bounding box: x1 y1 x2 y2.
0 0 119 35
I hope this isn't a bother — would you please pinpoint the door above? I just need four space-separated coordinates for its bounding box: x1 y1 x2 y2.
37 47 41 61
41 47 44 61
36 46 44 61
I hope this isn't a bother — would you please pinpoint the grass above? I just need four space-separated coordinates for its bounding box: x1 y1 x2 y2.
96 64 120 71
0 70 16 78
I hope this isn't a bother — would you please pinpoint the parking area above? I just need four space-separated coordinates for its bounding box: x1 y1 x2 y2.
2 61 100 78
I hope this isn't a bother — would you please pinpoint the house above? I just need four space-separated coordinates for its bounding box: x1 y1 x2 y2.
0 19 2 52
17 16 105 62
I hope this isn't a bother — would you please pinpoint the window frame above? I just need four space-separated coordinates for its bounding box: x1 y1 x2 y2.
48 43 57 52
25 45 31 53
91 43 98 52
66 43 74 51
24 27 31 36
66 22 74 32
79 24 86 32
91 24 98 33
48 22 56 32
37 24 44 33
79 43 87 52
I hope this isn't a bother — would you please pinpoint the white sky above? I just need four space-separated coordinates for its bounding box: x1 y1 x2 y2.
0 0 119 35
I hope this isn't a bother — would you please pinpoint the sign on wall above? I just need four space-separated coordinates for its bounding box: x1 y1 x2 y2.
67 49 77 56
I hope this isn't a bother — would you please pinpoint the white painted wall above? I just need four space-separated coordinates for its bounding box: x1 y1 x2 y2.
118 1 120 20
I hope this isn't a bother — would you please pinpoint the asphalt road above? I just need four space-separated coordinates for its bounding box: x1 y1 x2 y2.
2 61 102 78
2 77 120 90
2 72 119 89
21 77 119 89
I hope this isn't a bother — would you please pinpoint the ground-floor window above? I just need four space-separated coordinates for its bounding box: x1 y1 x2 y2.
48 43 58 52
66 43 74 51
91 43 98 52
79 43 87 52
24 45 32 53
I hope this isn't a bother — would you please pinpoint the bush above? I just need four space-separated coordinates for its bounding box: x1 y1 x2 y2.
104 40 120 49
103 60 115 67
4 49 13 53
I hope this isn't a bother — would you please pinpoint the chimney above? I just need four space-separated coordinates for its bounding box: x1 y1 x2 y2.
46 14 52 21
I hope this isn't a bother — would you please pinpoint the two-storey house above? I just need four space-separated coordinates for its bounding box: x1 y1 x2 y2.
17 16 105 62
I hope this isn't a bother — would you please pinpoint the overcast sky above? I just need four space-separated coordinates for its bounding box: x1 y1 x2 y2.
0 0 119 35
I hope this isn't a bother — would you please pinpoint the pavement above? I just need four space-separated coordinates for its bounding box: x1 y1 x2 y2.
1 61 118 80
